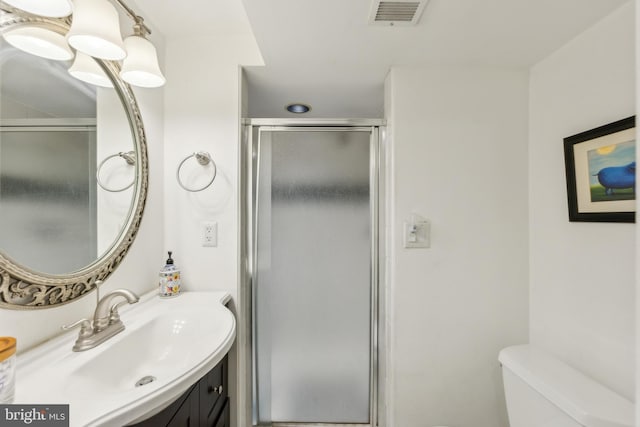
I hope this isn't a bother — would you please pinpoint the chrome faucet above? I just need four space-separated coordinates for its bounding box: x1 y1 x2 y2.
63 288 139 352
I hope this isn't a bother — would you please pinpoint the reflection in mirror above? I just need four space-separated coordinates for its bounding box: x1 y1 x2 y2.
0 37 135 276
0 11 148 309
0 10 149 309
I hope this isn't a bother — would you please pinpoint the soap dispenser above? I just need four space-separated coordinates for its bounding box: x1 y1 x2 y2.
159 251 181 298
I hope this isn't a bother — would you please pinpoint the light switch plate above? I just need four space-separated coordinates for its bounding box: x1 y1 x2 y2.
403 220 430 248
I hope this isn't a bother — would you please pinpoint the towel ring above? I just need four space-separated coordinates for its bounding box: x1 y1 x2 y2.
176 151 217 192
96 151 136 192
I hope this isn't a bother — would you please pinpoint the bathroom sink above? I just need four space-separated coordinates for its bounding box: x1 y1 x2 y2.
14 291 236 427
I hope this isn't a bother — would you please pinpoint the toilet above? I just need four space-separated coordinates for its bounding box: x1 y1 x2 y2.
499 345 633 427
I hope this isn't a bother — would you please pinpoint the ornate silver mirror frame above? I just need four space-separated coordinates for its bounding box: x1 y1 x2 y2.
0 9 149 309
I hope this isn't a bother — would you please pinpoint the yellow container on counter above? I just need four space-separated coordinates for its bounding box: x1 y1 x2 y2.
0 337 16 403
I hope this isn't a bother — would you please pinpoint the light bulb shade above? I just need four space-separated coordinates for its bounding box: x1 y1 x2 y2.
66 0 126 60
120 35 166 88
2 0 73 17
2 26 74 60
68 52 113 87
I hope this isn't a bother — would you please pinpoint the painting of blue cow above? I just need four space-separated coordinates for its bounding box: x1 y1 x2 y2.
564 116 635 222
588 139 635 202
593 162 635 195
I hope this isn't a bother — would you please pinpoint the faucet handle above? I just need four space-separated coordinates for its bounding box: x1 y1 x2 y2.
62 318 93 338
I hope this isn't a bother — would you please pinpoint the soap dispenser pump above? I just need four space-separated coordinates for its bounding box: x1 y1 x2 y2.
159 251 181 298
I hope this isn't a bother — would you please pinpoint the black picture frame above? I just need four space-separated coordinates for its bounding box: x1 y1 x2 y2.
564 116 636 223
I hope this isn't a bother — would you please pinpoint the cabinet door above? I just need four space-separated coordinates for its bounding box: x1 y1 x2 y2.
212 398 229 427
129 384 197 427
200 357 226 425
167 386 199 427
127 357 228 427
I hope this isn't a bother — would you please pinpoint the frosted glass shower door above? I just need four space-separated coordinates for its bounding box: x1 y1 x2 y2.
254 128 374 425
0 127 97 274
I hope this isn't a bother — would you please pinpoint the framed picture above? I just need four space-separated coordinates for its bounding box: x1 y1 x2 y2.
564 116 636 223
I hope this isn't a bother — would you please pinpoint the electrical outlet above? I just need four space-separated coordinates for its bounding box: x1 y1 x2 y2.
202 221 217 247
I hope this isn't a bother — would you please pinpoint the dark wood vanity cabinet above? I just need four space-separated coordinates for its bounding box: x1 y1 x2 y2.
129 356 229 427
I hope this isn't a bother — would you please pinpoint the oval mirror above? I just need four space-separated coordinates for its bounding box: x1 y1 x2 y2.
0 11 148 309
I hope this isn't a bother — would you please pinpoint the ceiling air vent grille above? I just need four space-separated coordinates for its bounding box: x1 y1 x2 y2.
369 0 428 26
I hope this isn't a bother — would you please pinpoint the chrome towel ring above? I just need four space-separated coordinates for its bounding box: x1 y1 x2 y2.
176 151 217 192
96 151 136 192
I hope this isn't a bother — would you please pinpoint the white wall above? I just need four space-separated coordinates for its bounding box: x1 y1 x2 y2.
1 84 166 353
384 66 530 427
162 34 260 298
529 1 635 401
634 0 640 427
636 0 640 422
162 33 262 427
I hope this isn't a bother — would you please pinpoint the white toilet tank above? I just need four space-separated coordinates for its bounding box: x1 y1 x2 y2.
499 345 633 427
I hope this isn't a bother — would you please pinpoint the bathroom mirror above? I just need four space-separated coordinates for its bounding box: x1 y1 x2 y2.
0 11 148 309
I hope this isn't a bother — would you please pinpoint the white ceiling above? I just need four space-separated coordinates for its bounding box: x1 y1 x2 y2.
130 0 254 38
132 0 630 118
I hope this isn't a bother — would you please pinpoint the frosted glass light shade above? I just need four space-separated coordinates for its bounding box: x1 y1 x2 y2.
120 35 166 88
67 0 126 60
2 26 74 60
2 0 73 17
68 52 113 87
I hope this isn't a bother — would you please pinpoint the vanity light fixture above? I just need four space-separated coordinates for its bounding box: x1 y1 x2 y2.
2 25 74 60
67 0 126 60
2 0 72 18
0 0 165 88
120 22 165 88
286 103 311 114
68 52 114 88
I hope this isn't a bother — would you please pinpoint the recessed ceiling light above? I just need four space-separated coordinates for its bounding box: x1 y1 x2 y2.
286 103 311 114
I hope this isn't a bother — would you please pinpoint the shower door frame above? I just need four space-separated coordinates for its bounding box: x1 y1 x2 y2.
240 119 386 427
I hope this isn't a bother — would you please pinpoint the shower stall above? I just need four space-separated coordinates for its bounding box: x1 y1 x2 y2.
242 120 384 427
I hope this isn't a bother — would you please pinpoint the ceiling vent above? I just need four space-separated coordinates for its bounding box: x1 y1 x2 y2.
369 0 429 26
